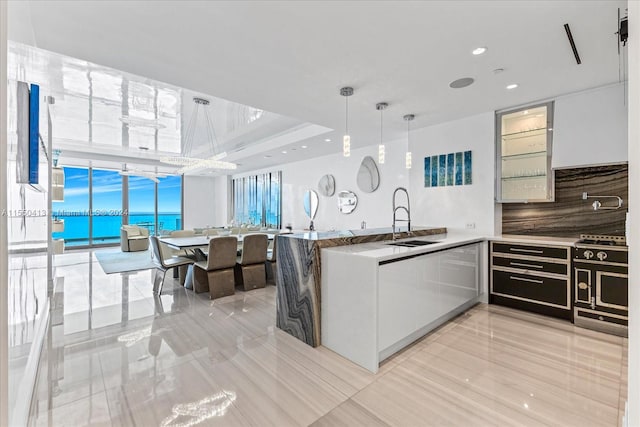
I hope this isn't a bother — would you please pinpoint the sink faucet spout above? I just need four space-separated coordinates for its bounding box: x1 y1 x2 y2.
392 187 411 240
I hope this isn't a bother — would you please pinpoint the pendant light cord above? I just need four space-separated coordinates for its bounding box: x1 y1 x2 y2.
380 108 383 145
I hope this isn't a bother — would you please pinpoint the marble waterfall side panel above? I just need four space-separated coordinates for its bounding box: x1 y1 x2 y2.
276 237 320 347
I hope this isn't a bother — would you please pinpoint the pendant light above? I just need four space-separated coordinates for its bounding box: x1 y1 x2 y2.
404 114 415 169
160 97 237 172
340 87 354 157
376 102 388 164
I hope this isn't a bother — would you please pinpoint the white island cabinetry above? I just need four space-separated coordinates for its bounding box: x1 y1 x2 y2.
321 235 483 373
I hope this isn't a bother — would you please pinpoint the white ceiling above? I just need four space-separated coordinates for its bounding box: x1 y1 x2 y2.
8 0 628 172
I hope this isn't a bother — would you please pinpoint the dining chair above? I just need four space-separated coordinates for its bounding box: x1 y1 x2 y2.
266 231 291 285
193 236 238 298
235 233 268 291
149 236 194 294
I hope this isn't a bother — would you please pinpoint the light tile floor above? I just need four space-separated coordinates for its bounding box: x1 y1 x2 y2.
29 248 627 426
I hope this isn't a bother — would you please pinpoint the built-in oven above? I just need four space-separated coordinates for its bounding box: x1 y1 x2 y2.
573 234 628 336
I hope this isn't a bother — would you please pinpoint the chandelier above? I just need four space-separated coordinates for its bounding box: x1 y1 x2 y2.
160 97 237 172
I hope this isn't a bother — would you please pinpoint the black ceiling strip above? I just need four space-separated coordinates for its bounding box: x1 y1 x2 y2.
564 23 582 65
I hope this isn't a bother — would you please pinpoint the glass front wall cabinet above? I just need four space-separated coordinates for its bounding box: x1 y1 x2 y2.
496 101 554 202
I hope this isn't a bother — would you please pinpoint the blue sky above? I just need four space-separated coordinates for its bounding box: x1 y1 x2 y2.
53 167 181 214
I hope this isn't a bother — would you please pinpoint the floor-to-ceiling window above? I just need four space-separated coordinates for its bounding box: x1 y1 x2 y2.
128 175 156 236
232 171 281 228
157 175 182 233
91 168 123 244
53 166 182 246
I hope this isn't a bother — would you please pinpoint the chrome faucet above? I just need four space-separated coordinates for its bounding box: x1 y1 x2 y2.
392 187 411 240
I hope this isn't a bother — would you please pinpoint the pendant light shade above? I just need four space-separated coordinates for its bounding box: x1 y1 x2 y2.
340 87 354 157
376 102 388 164
404 114 415 169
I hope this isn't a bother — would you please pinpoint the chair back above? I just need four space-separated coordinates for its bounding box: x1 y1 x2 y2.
206 236 238 270
149 236 165 268
203 228 219 237
240 234 268 265
170 230 196 238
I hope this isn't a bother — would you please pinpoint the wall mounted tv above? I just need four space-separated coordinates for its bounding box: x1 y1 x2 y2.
16 81 41 190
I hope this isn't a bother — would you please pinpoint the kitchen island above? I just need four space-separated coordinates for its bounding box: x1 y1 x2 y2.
321 231 486 372
275 226 447 347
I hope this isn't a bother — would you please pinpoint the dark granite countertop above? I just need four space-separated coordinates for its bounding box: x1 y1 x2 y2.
280 226 441 241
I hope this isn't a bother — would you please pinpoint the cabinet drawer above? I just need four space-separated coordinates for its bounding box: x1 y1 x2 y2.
492 270 568 308
491 256 568 276
492 242 568 260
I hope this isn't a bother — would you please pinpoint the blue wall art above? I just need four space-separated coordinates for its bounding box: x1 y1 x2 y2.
424 150 472 187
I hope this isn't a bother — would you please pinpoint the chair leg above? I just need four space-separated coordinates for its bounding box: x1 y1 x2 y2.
153 268 168 294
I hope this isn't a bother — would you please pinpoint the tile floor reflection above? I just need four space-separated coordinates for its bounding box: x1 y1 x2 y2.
29 248 627 426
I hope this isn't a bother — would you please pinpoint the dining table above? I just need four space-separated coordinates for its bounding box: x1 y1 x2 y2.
158 233 276 251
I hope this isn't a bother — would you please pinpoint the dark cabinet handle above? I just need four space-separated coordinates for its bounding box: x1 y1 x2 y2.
510 261 543 269
509 248 543 254
510 275 543 284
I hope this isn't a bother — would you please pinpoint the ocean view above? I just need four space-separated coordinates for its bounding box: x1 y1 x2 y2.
52 212 181 246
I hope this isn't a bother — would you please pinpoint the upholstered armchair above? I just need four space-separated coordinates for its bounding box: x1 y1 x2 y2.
120 225 150 252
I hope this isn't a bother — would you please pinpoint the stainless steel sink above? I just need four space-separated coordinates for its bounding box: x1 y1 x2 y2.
387 240 439 247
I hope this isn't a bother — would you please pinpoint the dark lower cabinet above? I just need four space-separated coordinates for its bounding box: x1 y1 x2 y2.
490 241 572 320
492 270 568 307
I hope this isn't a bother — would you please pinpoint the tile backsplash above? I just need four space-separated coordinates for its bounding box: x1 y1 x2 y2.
501 164 628 237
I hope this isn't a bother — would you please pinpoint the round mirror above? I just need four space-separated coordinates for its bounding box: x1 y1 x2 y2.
303 190 319 219
357 156 380 193
337 190 358 214
318 174 336 197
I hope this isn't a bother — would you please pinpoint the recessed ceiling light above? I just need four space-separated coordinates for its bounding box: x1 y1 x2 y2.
291 148 297 151
523 110 529 115
493 68 504 74
324 138 332 142
264 155 272 158
301 145 308 149
472 47 487 55
506 83 519 90
138 146 149 150
449 77 475 89
281 150 287 154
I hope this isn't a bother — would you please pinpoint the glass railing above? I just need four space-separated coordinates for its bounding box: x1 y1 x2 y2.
52 212 182 246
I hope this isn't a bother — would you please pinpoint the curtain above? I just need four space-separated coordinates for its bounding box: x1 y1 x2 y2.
232 171 281 228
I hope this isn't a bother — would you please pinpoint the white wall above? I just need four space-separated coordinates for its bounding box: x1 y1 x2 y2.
0 3 8 425
408 112 496 235
627 2 638 425
7 1 36 46
553 83 628 169
183 175 220 229
233 143 410 231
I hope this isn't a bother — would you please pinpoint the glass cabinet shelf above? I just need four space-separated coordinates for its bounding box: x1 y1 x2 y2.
501 127 547 140
501 174 546 180
501 151 546 160
496 101 554 203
